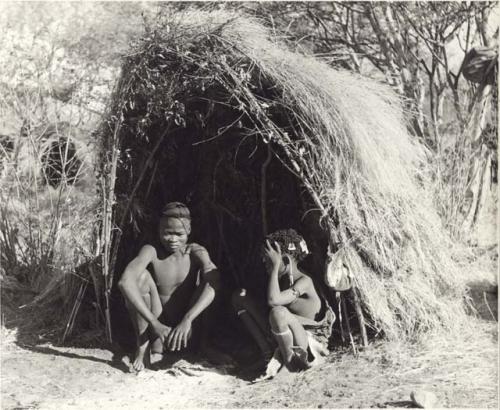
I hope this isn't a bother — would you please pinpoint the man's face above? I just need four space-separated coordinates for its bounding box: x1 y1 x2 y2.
158 217 190 253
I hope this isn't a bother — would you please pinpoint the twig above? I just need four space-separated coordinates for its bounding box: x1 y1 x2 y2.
483 292 496 321
336 292 345 344
61 281 87 343
260 144 272 235
117 120 173 229
192 113 244 146
352 287 368 347
211 203 241 287
66 281 88 339
341 293 358 356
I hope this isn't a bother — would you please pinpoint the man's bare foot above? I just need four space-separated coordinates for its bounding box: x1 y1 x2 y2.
131 344 148 372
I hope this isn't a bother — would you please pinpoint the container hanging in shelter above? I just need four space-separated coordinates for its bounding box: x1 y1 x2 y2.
462 46 498 85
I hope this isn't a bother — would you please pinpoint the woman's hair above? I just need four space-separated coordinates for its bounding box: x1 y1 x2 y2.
265 229 309 262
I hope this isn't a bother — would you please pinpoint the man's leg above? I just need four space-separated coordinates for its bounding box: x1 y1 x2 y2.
122 271 160 371
232 290 274 360
269 306 309 369
184 284 226 363
147 276 165 362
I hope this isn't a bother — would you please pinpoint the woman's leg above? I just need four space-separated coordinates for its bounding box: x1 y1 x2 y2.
268 306 309 369
232 290 274 359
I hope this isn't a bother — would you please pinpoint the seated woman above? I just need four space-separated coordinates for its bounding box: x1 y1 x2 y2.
232 229 330 373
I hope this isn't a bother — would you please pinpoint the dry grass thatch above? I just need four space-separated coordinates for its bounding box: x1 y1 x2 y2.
96 9 468 341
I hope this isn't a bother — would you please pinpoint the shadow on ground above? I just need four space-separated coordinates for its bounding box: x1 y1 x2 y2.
467 279 498 321
15 342 131 373
380 400 415 408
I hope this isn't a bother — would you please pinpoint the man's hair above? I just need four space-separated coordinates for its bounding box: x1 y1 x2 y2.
161 202 191 220
265 229 309 262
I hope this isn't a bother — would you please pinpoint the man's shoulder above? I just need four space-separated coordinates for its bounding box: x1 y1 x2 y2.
186 243 216 270
138 244 158 259
188 242 207 251
186 242 209 257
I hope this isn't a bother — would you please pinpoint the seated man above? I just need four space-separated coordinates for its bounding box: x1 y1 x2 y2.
232 229 330 373
118 202 219 372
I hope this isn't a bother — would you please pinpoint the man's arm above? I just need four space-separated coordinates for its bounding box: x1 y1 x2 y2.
185 245 219 321
118 245 169 339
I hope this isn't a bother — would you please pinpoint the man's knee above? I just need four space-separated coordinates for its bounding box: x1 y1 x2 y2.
119 270 152 296
118 279 126 294
269 306 289 329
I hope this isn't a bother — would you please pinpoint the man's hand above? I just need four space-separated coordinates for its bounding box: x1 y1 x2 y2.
264 240 282 270
166 318 192 351
151 320 172 344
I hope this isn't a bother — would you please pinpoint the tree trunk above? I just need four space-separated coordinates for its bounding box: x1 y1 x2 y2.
462 84 493 238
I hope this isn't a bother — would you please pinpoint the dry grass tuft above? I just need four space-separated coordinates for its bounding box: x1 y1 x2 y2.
235 320 497 408
0 113 99 339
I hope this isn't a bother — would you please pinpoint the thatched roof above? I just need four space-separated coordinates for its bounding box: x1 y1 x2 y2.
98 9 466 340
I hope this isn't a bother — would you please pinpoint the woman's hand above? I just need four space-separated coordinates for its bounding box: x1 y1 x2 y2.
264 240 282 271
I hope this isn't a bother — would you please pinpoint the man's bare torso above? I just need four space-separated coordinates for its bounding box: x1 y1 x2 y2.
148 244 200 325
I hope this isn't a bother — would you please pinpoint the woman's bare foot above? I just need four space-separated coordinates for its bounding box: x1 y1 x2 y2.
286 346 309 371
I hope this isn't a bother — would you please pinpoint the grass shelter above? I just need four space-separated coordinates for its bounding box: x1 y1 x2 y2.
93 9 467 348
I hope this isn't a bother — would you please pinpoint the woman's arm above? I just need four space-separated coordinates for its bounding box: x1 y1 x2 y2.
264 240 312 306
267 275 311 307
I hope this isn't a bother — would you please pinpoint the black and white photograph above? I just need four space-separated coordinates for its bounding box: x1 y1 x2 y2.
0 1 498 408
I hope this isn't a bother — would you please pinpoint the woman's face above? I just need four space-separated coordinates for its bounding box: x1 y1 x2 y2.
261 245 287 276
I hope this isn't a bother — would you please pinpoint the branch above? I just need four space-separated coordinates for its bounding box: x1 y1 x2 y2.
476 7 490 46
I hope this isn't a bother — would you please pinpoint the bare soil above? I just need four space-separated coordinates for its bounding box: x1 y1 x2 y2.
1 315 497 409
2 246 497 409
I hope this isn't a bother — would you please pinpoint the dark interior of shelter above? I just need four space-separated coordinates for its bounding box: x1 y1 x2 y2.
104 90 344 356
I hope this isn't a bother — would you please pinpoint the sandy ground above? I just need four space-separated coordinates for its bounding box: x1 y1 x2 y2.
1 315 497 409
2 236 498 409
